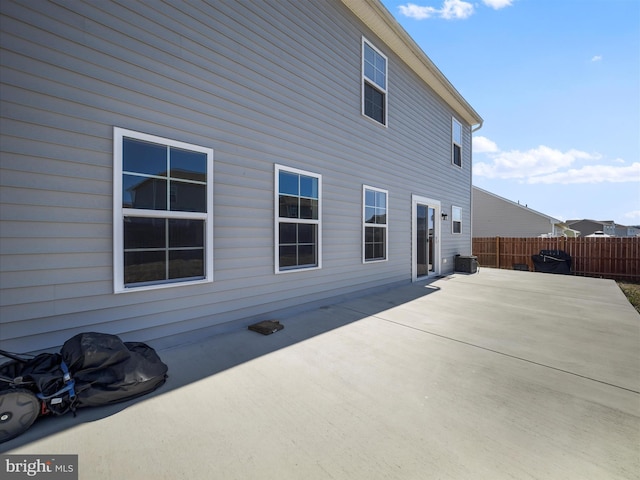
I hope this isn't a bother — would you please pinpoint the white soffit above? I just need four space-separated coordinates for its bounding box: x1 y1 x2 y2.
341 0 483 127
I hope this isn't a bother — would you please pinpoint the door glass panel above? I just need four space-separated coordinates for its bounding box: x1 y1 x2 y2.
428 207 435 273
417 204 428 278
416 204 436 278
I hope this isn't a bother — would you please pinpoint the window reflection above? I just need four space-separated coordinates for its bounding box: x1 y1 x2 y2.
364 187 387 261
123 217 205 286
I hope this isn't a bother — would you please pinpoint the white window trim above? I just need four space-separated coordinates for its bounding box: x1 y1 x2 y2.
452 117 462 168
362 185 389 264
452 205 462 235
113 127 214 293
274 164 322 274
362 37 388 127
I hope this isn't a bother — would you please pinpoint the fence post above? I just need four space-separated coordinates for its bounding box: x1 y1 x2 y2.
496 236 500 268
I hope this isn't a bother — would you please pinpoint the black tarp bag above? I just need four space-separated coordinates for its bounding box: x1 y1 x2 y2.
0 351 76 415
61 332 168 408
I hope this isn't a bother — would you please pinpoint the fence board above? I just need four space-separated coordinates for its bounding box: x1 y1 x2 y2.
472 237 640 282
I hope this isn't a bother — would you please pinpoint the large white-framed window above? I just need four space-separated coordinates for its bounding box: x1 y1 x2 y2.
452 117 462 167
452 206 462 234
275 164 322 273
363 185 388 263
113 127 214 293
362 37 388 126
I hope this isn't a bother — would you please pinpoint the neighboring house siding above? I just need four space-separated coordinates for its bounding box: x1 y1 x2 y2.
620 226 640 237
567 220 616 237
0 0 475 352
472 187 554 238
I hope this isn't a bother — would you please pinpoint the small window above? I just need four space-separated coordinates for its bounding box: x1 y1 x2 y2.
114 128 214 292
452 118 462 167
362 38 388 126
452 206 462 234
363 186 388 262
275 165 322 273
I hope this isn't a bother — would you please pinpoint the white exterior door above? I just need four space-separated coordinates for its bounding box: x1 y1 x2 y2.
412 195 441 281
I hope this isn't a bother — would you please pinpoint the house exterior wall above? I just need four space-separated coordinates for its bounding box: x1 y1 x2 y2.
567 220 616 237
1 0 477 352
614 224 639 237
472 187 554 238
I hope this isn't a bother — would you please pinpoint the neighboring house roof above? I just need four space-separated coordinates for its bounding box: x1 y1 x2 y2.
565 219 617 236
473 186 561 222
472 186 563 238
341 0 483 128
566 219 615 226
555 223 581 237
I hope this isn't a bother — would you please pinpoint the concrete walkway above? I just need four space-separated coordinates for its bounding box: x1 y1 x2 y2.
3 269 639 479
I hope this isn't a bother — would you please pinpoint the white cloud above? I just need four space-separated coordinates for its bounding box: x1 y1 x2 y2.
474 145 600 179
441 0 474 19
623 210 640 221
399 0 474 20
473 137 637 184
591 55 603 62
398 3 438 19
528 162 640 184
473 136 499 153
482 0 513 9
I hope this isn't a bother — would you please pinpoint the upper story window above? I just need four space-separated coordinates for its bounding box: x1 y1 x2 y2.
452 118 462 167
452 206 462 234
362 38 388 126
275 165 322 273
363 186 388 262
113 127 214 292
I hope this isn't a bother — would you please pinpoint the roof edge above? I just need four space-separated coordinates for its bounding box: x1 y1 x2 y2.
473 186 560 223
341 0 483 126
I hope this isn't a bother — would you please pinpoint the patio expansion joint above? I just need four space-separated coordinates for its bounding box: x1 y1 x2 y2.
342 306 640 396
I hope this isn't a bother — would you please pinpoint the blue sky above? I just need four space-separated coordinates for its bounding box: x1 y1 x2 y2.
380 0 640 225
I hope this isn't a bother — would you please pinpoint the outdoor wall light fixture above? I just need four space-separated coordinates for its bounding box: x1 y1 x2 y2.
441 212 448 221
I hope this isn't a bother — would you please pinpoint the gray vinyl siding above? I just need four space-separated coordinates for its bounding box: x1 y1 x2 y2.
0 0 475 352
566 220 616 237
472 187 554 238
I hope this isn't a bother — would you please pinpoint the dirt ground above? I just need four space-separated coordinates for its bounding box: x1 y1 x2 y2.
618 282 640 313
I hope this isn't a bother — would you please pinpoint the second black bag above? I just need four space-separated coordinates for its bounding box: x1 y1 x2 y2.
61 332 168 408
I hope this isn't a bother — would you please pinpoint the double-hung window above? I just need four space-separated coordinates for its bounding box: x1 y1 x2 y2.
113 127 213 292
275 165 321 273
363 186 388 262
452 118 462 167
452 206 462 234
362 38 388 126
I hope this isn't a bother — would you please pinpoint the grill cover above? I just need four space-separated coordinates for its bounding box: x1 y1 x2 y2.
531 250 572 274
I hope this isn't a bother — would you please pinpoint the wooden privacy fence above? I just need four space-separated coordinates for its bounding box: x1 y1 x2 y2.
472 237 640 282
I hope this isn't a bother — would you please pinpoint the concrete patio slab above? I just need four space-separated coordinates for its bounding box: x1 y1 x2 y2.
2 269 639 479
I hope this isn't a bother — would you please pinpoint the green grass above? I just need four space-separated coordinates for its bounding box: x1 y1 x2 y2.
618 282 640 314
